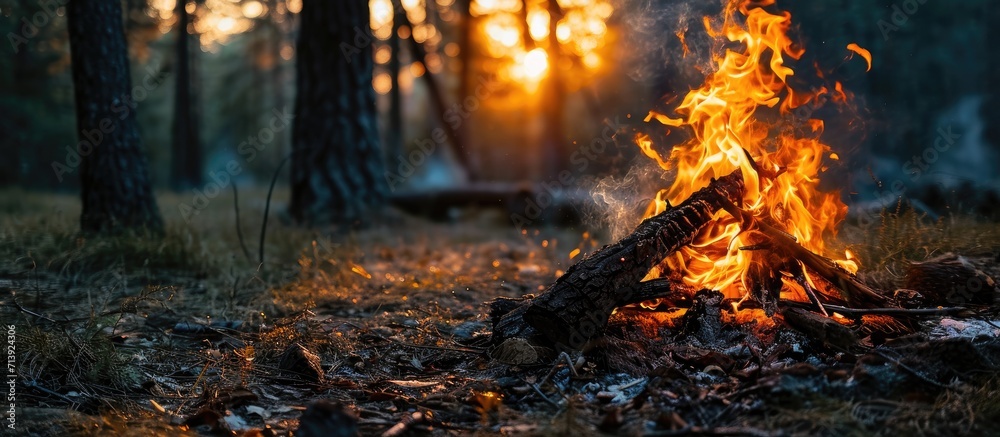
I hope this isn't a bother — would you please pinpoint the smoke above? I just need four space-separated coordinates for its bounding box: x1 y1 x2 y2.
578 1 730 240
583 156 675 241
614 0 725 87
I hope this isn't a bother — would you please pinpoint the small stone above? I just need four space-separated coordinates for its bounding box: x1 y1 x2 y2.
278 343 324 385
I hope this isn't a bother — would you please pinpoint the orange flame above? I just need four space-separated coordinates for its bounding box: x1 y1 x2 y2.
846 43 872 71
640 0 861 298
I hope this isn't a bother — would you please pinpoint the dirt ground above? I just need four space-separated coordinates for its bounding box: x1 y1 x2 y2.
3 190 1000 436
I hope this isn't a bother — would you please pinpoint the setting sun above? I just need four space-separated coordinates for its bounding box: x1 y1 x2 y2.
522 47 548 81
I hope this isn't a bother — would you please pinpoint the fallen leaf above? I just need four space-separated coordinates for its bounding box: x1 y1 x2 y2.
246 405 270 419
387 380 441 388
350 263 372 279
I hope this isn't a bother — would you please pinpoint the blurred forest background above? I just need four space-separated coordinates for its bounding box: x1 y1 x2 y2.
0 0 997 221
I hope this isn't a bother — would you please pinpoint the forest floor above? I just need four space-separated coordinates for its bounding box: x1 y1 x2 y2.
3 188 1000 436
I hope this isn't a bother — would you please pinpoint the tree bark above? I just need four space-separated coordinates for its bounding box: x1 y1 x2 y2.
290 0 387 225
67 0 163 233
170 0 203 190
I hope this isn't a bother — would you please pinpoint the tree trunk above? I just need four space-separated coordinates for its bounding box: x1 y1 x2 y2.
289 0 387 225
67 0 162 233
386 5 403 162
170 0 203 190
392 0 475 181
542 0 567 178
455 0 476 174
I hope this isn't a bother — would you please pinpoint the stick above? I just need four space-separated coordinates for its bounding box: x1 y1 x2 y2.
781 300 968 317
381 412 426 437
794 265 828 317
231 183 253 263
260 154 291 265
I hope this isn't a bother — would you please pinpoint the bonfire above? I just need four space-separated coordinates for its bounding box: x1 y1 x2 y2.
485 0 992 360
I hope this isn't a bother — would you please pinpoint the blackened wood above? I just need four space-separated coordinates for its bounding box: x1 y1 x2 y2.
67 0 162 233
679 289 726 344
290 0 387 224
488 297 538 346
781 300 970 317
486 279 679 356
781 307 857 350
745 250 789 317
518 171 746 350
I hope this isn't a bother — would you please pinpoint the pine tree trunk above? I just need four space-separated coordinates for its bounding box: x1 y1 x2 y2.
67 0 162 233
170 0 203 190
386 6 403 163
289 0 387 224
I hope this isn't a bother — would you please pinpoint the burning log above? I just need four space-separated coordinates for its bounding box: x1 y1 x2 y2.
489 170 745 350
752 220 889 307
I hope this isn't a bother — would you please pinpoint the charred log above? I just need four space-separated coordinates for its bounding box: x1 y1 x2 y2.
486 278 680 350
780 307 857 351
488 170 745 351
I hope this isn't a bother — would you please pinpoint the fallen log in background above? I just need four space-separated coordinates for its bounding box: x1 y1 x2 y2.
902 253 999 306
489 170 746 350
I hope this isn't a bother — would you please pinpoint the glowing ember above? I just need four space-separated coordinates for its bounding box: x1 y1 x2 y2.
639 0 866 299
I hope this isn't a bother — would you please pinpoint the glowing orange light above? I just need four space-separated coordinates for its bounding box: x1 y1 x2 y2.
522 48 548 80
373 72 392 95
242 1 264 18
472 0 611 88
